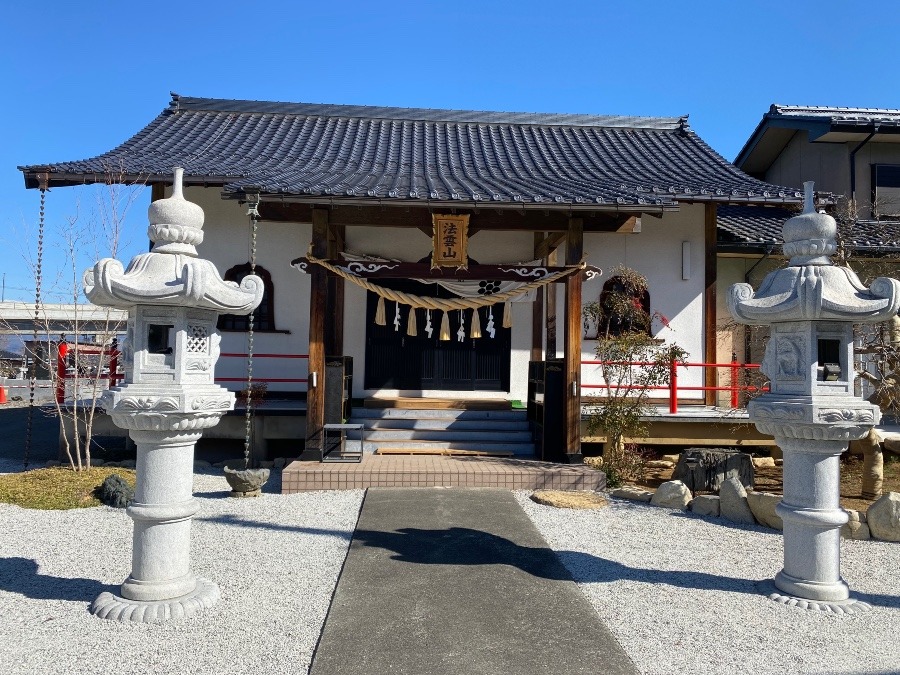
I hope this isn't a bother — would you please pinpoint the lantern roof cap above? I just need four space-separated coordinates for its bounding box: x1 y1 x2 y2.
83 169 263 313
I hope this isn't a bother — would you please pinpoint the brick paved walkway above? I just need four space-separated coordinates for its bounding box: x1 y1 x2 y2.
282 454 603 492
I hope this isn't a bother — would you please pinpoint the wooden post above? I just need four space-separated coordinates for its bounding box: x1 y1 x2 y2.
564 217 583 461
531 233 545 361
546 245 558 360
704 204 717 406
303 208 329 460
325 223 345 356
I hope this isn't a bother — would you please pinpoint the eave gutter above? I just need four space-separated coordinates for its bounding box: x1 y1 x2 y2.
849 124 880 205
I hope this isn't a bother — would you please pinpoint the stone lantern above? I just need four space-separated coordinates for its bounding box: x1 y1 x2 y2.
729 182 900 612
83 168 263 622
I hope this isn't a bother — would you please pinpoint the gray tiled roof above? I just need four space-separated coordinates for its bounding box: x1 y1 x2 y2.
20 94 801 209
770 105 900 125
717 205 900 252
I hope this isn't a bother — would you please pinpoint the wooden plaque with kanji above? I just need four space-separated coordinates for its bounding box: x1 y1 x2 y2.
431 214 469 267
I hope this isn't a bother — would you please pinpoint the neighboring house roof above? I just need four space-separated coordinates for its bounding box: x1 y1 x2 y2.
0 349 23 361
735 104 900 176
717 205 900 253
19 93 801 210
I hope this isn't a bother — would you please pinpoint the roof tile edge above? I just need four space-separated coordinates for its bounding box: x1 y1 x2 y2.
166 92 685 130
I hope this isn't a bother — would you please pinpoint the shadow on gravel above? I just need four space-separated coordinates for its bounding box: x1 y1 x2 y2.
195 514 353 540
554 550 900 611
0 557 117 602
667 510 782 535
344 526 900 611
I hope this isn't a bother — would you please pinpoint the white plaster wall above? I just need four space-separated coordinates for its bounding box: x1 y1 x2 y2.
578 205 707 400
183 187 709 403
187 188 311 392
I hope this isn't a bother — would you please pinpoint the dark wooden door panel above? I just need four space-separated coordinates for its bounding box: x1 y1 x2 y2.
364 281 510 391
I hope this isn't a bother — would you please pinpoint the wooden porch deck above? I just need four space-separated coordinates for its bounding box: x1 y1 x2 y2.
281 454 603 493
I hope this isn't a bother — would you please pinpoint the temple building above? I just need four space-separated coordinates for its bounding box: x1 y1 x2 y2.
19 93 803 465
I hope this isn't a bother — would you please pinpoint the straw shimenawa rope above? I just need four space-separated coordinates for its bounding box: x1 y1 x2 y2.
305 253 586 312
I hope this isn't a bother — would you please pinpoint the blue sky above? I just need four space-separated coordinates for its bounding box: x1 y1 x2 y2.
2 0 898 303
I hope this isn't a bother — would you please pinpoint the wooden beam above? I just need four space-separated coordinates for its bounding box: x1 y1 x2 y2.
534 232 566 260
304 208 329 460
616 215 641 233
258 201 642 233
290 257 600 282
531 233 545 361
151 182 165 202
564 217 584 460
704 204 717 406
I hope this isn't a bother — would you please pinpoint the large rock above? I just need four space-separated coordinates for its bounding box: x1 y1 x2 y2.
531 490 608 510
672 448 754 494
650 480 692 510
746 491 783 529
691 495 720 517
610 486 653 502
751 456 776 468
867 492 900 542
719 477 756 526
841 509 871 540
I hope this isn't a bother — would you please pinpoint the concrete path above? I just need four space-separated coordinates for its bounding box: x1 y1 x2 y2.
310 488 638 675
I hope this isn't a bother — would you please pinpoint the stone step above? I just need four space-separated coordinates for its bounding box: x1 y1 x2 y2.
357 418 531 432
349 408 527 421
356 429 534 443
362 440 535 455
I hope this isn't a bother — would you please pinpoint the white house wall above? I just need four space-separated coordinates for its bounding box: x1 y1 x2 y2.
189 188 311 393
188 186 707 402
578 205 707 400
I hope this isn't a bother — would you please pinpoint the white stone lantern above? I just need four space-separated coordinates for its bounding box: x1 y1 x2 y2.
83 168 263 622
729 182 900 612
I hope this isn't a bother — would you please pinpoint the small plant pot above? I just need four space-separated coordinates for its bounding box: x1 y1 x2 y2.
223 466 270 497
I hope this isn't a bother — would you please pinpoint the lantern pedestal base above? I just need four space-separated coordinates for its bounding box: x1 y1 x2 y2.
774 568 849 603
90 577 220 623
766 588 872 614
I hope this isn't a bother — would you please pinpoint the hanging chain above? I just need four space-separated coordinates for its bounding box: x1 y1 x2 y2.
243 197 259 469
24 183 47 470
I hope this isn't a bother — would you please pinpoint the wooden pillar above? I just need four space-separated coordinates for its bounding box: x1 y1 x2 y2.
531 233 545 361
546 245 558 360
564 217 583 461
303 208 329 460
325 224 345 356
704 204 717 406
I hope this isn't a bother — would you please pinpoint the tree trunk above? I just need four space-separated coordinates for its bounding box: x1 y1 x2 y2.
851 427 884 500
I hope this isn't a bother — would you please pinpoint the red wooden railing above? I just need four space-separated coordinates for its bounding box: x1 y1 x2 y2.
580 356 766 413
216 352 309 384
54 348 311 402
55 342 121 403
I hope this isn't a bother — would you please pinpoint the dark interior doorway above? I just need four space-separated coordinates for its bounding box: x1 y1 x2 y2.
364 278 511 391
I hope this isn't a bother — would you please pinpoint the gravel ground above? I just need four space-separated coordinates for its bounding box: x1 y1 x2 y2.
516 492 900 675
0 471 364 675
2 471 899 675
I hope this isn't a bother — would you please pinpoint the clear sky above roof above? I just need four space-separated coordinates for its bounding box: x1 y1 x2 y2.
1 0 898 303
